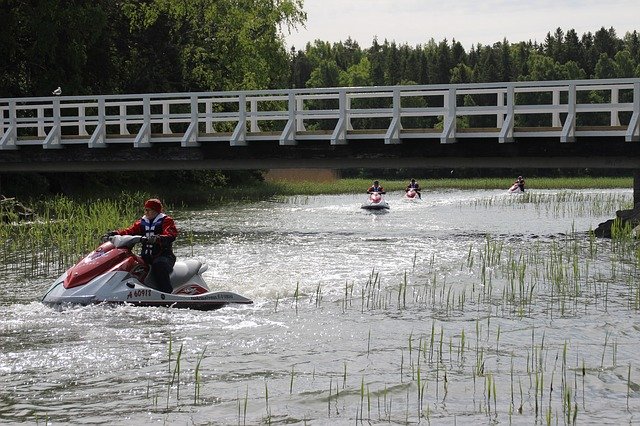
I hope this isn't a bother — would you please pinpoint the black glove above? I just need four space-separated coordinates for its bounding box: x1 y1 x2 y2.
146 235 160 244
101 231 118 242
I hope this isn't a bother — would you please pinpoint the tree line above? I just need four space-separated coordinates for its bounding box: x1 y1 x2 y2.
0 0 305 97
1 2 638 98
291 27 640 89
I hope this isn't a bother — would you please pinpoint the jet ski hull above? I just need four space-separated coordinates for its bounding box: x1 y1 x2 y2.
361 202 390 210
361 193 389 210
508 183 523 194
42 272 252 311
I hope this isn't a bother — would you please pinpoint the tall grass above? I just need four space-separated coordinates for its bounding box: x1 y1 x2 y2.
262 177 633 196
184 176 633 202
0 192 147 277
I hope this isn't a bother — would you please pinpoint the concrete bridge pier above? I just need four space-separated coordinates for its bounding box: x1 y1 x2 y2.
635 171 640 207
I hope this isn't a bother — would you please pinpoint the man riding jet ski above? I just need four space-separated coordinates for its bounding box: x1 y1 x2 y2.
41 199 252 310
106 198 177 294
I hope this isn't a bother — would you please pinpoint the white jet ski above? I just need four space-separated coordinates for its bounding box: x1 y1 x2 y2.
361 192 390 210
42 235 253 310
508 183 523 194
404 188 421 201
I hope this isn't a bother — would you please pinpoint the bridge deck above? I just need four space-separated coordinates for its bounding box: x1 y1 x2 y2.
1 78 639 171
6 125 633 144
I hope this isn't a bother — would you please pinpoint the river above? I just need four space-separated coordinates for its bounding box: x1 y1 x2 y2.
1 189 639 424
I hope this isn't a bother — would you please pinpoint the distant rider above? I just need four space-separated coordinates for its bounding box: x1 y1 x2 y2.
405 178 421 198
515 176 525 192
104 198 177 294
367 180 386 194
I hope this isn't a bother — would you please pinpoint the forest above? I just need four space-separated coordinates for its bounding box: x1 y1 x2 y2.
1 1 639 197
1 2 639 97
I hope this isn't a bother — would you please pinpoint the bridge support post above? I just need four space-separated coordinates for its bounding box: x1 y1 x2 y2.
561 84 576 143
88 98 106 148
626 82 640 142
181 95 200 147
0 101 16 150
331 90 348 145
119 104 129 135
552 89 561 127
37 106 46 137
78 105 88 136
230 93 247 146
205 101 214 134
163 103 171 134
43 99 61 149
0 127 16 150
280 93 297 145
499 85 514 143
249 98 261 132
440 88 456 144
385 88 402 144
611 88 620 126
296 97 305 132
89 123 106 148
134 97 151 148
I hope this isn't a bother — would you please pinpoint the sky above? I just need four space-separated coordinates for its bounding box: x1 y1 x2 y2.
284 0 640 51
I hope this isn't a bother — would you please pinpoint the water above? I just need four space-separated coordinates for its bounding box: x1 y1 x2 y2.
1 189 639 424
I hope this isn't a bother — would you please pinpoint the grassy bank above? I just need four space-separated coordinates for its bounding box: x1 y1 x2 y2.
124 176 634 204
4 177 633 214
1 176 633 278
256 176 633 196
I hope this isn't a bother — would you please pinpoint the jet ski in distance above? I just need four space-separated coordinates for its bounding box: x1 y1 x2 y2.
404 188 421 200
508 183 523 194
361 192 390 210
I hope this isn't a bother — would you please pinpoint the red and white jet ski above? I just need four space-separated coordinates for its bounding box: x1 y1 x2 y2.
42 235 252 310
508 183 523 194
405 188 421 200
361 192 390 210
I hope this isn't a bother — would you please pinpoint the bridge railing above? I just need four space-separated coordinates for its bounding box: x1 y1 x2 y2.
1 78 639 150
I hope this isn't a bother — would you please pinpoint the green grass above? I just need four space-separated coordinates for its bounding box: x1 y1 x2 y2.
257 177 633 196
0 194 145 277
12 176 632 207
152 176 633 205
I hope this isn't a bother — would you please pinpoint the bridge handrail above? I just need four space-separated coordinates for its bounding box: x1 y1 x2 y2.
2 77 639 101
1 78 639 148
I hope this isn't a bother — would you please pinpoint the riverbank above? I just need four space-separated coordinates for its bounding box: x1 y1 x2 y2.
258 176 633 196
3 176 633 212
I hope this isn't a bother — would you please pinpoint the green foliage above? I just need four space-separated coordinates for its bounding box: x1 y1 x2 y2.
306 60 340 88
1 5 637 98
594 53 617 79
0 194 144 277
0 1 117 96
0 170 261 205
339 57 372 87
0 0 306 97
292 26 639 91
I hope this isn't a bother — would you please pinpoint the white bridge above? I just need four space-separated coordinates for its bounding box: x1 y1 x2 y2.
1 78 639 151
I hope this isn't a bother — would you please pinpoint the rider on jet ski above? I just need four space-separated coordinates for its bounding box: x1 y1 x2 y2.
405 178 421 198
514 175 525 192
367 180 386 194
104 198 177 293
